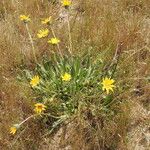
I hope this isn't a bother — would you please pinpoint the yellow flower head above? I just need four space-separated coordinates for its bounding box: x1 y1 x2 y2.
61 0 71 7
48 38 60 45
30 75 40 87
10 124 20 135
34 103 47 114
101 77 115 94
37 29 49 38
20 15 31 23
41 17 52 25
61 73 71 81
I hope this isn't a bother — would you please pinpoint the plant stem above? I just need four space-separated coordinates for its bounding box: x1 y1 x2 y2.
67 10 73 55
25 23 37 63
18 113 61 127
19 114 36 126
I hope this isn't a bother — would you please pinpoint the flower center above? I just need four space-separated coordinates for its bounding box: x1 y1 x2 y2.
37 105 43 109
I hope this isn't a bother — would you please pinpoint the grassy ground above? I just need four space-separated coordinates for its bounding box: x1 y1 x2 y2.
0 0 150 150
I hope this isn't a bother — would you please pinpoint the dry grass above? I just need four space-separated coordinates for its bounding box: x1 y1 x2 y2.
0 0 150 150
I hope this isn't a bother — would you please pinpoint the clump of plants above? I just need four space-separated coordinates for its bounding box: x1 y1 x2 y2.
10 0 128 149
11 52 116 133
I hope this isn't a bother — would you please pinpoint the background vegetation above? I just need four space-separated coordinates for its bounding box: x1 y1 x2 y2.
0 0 150 150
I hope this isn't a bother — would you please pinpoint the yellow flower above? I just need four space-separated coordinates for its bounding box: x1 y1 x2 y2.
61 0 71 7
41 17 52 25
30 76 40 87
37 29 49 38
61 73 71 81
20 15 31 23
101 77 115 94
48 38 60 45
34 103 47 114
10 127 17 135
10 124 20 135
